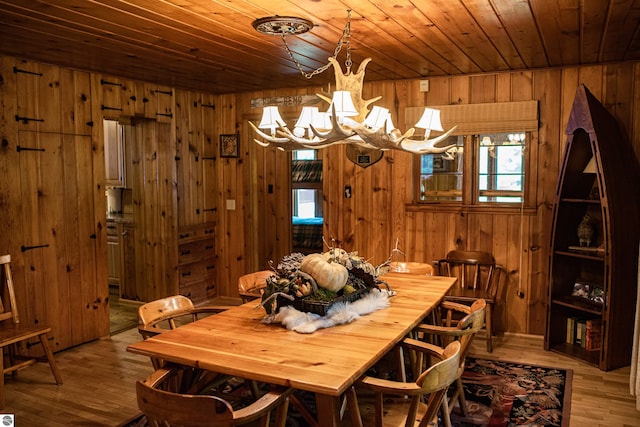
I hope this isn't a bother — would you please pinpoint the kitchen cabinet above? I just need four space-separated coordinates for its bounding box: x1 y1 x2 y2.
106 221 120 291
106 219 137 301
545 85 640 371
104 119 125 187
178 222 216 303
120 224 137 300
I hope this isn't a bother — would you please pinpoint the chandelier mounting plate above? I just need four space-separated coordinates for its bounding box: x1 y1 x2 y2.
252 16 313 36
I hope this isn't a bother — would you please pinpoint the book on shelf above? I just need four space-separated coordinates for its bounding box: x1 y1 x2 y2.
575 320 586 347
585 319 602 351
565 317 601 350
566 316 578 344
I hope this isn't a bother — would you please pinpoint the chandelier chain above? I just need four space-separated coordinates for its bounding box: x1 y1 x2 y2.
280 10 353 79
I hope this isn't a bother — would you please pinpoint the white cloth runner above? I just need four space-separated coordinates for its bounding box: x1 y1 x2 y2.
262 289 391 334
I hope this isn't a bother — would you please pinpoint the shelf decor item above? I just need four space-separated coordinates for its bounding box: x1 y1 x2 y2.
545 84 640 371
576 213 594 247
260 249 390 316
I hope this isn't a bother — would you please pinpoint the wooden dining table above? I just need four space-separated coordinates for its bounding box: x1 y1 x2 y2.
127 272 457 427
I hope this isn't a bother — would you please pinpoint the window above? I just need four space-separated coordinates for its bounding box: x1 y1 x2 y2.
292 150 322 218
415 131 531 206
419 136 464 202
408 100 538 209
478 133 525 203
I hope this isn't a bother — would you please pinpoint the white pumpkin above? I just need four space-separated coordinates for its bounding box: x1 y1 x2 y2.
300 253 348 292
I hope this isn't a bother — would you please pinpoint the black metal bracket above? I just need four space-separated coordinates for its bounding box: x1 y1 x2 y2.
201 157 216 160
100 79 122 87
101 105 123 111
155 89 173 95
13 67 42 76
156 112 173 118
17 145 45 152
201 103 216 109
15 115 44 124
203 208 217 212
21 244 50 252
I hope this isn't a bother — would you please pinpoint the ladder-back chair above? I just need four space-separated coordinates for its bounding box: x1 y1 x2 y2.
435 250 503 352
0 254 63 408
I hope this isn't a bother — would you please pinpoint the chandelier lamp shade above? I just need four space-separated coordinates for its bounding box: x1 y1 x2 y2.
249 12 458 156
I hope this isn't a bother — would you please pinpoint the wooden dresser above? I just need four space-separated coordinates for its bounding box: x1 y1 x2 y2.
177 222 216 304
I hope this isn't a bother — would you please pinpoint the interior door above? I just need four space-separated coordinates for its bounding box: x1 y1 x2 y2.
16 131 105 351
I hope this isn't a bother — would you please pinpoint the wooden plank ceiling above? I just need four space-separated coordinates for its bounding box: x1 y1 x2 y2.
1 0 639 94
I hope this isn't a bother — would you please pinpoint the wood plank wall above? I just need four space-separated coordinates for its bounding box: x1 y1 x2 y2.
1 53 639 353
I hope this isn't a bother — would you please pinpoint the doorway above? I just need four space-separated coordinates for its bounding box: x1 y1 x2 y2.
104 118 139 334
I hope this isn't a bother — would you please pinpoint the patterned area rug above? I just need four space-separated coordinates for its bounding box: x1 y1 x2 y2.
121 357 572 427
453 357 572 427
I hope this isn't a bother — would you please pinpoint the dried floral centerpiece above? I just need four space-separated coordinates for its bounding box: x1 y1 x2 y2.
260 247 390 316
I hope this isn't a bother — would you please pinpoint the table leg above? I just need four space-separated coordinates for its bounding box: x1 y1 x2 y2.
315 393 341 427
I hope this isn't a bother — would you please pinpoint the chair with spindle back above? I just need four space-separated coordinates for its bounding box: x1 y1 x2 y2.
0 254 63 408
435 250 503 352
386 260 436 381
415 299 486 426
137 363 292 427
137 295 261 398
346 340 462 427
138 295 231 368
389 261 435 276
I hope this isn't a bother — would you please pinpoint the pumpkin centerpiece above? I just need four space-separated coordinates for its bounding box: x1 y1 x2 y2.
260 248 387 315
300 253 348 292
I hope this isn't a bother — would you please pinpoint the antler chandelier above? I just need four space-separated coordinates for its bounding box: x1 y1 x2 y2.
250 11 458 158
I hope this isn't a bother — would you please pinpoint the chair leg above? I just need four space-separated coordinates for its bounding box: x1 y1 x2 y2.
485 304 493 353
38 333 63 385
345 386 363 427
441 391 452 427
396 346 407 382
273 396 290 427
457 377 469 416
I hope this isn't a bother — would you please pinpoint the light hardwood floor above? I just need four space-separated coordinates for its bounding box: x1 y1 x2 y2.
2 329 639 426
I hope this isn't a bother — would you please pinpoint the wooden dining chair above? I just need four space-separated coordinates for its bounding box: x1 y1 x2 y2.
346 339 461 427
138 295 230 368
136 363 292 427
0 254 63 408
137 295 261 398
237 270 274 303
386 260 436 382
435 250 503 352
414 299 486 426
389 261 435 276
